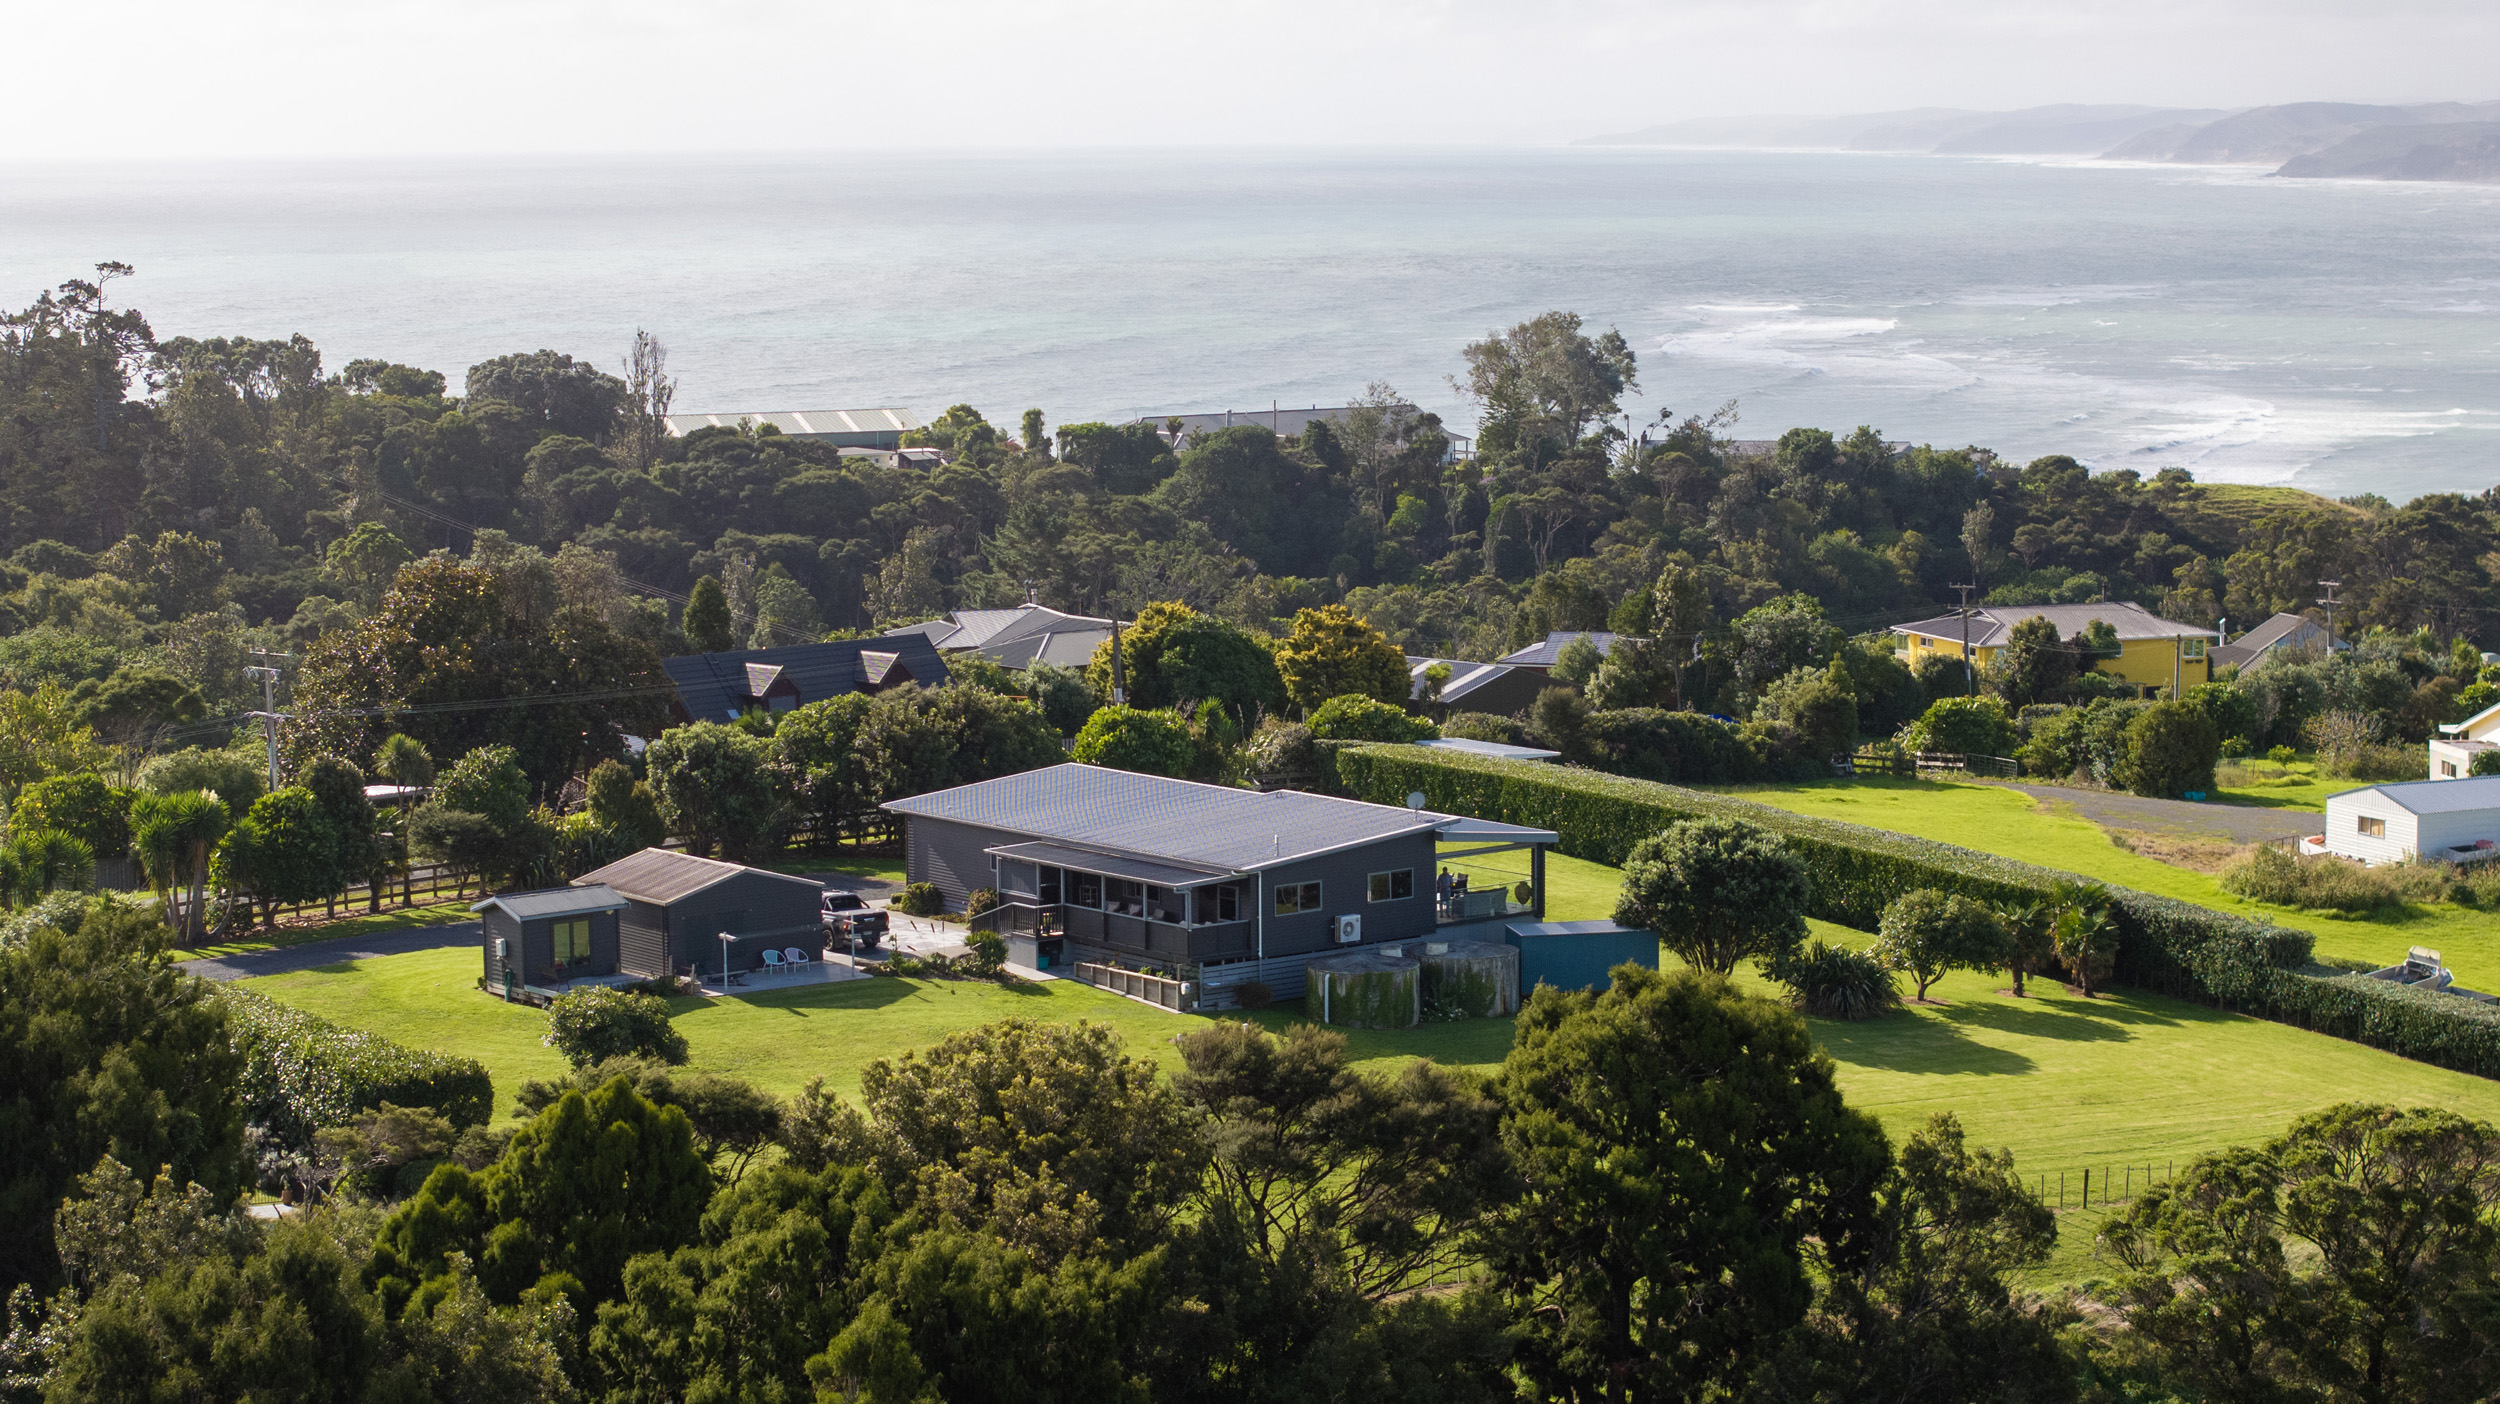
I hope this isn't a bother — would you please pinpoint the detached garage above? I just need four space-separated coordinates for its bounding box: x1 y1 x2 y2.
573 849 827 982
2322 777 2500 866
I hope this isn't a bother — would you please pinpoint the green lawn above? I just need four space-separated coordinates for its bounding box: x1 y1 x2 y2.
1729 777 2500 986
2211 757 2344 812
170 901 478 963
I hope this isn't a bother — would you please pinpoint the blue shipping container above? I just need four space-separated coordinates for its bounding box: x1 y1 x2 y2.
1503 920 1659 993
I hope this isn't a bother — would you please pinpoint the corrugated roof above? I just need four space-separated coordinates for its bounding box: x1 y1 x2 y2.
474 884 631 920
985 840 1239 887
573 848 821 904
883 763 1448 873
2335 776 2500 817
1496 632 1645 669
663 636 949 723
661 408 924 438
1892 600 2214 648
1408 656 1533 703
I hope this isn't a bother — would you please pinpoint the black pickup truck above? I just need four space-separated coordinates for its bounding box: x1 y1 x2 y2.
820 890 888 948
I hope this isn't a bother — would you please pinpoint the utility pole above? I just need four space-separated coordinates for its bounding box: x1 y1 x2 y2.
243 651 291 792
2317 579 2342 655
1951 583 1978 697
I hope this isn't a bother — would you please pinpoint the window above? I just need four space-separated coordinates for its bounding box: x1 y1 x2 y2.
2445 763 2460 778
1198 884 1239 923
1367 869 1414 902
2358 816 2387 838
551 917 592 963
1070 872 1102 908
1273 881 1322 916
1039 866 1063 904
1148 885 1186 923
2182 638 2207 660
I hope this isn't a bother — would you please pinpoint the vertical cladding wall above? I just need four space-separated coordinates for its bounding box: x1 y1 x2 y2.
482 909 520 990
618 900 671 978
906 816 1016 909
1259 831 1440 957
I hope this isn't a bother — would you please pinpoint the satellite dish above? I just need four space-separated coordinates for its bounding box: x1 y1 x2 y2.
1406 791 1427 811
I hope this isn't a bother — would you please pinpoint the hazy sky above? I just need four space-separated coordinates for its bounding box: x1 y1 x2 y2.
10 0 2496 157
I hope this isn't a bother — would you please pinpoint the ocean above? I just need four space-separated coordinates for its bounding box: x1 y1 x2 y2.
3 147 2495 502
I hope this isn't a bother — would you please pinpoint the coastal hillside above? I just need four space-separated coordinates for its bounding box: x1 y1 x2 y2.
1583 98 2500 183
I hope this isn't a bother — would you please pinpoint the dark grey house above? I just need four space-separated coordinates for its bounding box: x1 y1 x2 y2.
476 885 631 998
571 848 827 983
1406 655 1547 717
881 763 1555 1001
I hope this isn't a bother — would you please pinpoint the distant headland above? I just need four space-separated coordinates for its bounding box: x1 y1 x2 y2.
1579 101 2500 183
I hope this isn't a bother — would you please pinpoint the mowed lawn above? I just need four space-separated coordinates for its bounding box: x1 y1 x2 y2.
1728 776 2500 987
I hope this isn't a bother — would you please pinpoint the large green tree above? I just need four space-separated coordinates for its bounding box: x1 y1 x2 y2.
1613 817 1813 974
1274 605 1408 715
1086 601 1285 718
643 721 789 861
1487 967 1889 1402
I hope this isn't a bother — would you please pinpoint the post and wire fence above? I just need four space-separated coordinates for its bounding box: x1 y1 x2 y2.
2038 1159 2180 1211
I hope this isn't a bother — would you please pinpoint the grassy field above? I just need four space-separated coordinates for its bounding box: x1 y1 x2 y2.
1728 777 2500 985
169 901 478 963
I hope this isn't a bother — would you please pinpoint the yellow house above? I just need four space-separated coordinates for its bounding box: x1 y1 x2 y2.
1891 601 2218 700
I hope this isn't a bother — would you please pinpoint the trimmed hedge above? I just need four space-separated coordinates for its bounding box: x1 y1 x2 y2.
1338 746 2500 1081
220 987 494 1148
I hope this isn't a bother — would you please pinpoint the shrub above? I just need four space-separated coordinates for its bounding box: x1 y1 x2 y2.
2119 700 2219 797
1071 705 1198 778
2218 843 2302 905
12 774 134 860
1870 889 2006 1001
894 881 943 916
1773 939 1900 1020
2220 845 2448 913
1582 708 1762 785
1306 694 1435 743
543 986 689 1067
220 987 493 1149
1904 696 2014 758
964 887 1000 919
1441 712 1527 745
1245 722 1319 787
964 932 1008 975
2475 750 2500 778
1614 818 1812 974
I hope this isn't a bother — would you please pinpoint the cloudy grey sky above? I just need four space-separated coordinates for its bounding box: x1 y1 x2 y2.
11 0 2495 156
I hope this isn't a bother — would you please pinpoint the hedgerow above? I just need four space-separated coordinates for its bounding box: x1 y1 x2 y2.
220 987 494 1148
1338 746 2500 1080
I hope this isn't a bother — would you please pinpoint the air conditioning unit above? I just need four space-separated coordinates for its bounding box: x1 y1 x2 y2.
1333 914 1361 944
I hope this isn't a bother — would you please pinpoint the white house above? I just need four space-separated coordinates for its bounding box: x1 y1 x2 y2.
2431 700 2500 779
2319 776 2500 866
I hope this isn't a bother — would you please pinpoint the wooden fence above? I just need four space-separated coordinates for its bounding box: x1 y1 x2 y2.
1072 961 1193 1011
1846 747 2020 780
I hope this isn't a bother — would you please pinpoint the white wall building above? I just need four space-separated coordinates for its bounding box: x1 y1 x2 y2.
2320 776 2500 865
2430 699 2500 779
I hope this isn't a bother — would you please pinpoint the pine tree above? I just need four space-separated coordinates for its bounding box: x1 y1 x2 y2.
685 575 734 653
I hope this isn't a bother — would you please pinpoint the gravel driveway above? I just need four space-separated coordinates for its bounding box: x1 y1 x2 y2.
1985 782 2323 844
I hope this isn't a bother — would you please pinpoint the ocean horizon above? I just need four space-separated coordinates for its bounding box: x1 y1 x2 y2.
4 145 2494 502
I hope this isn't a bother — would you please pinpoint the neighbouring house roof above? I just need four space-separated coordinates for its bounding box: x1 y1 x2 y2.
1408 656 1525 704
1496 632 1648 669
1414 737 1560 762
882 763 1550 874
473 884 631 921
363 783 427 804
1890 600 2214 650
573 848 822 905
1129 403 1474 455
662 636 948 723
662 408 923 441
2213 611 2344 669
2331 776 2500 816
885 604 1121 671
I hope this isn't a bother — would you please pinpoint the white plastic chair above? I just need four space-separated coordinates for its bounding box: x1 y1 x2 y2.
759 948 786 977
783 946 811 972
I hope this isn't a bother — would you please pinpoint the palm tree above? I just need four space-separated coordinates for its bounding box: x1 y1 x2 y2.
371 734 433 905
134 790 231 941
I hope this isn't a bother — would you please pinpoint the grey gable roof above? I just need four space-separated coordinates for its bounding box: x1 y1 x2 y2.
2339 775 2500 817
882 763 1447 873
473 885 631 920
1892 600 2213 649
662 636 948 723
1497 632 1645 668
573 848 823 905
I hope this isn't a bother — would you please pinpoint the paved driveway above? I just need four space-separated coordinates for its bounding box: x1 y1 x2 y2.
1989 782 2323 844
178 921 481 983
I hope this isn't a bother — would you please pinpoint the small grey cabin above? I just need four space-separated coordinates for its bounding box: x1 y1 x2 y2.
571 848 828 983
477 885 631 999
882 763 1555 1001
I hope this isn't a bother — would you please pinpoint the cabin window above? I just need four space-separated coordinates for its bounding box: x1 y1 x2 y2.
551 917 592 963
2358 816 2387 838
1273 881 1323 916
1069 872 1101 908
2181 638 2206 660
1367 869 1415 902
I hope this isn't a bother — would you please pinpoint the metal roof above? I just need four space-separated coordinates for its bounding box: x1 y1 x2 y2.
662 408 924 439
663 636 948 723
1415 737 1561 762
473 884 630 920
2332 776 2500 817
985 840 1240 887
573 848 821 905
883 763 1461 873
1496 632 1646 669
1891 601 2214 649
1408 656 1532 703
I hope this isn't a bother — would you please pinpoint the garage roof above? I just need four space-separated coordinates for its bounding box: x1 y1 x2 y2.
2334 775 2500 816
573 848 822 904
473 885 630 921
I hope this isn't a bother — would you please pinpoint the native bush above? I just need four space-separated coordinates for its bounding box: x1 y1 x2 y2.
1772 939 1901 1020
544 986 689 1067
964 887 1000 920
1903 696 2015 758
220 987 493 1150
894 881 943 916
1306 694 1435 743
